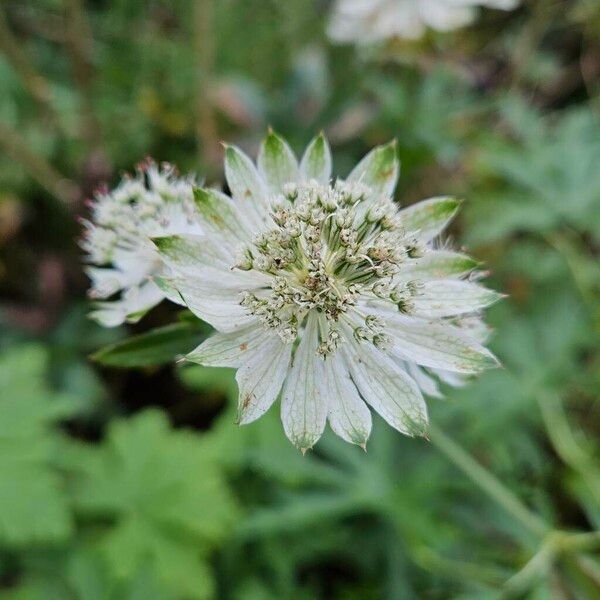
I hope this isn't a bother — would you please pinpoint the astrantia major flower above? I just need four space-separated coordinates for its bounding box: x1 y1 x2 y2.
328 0 519 44
155 132 501 450
81 161 202 327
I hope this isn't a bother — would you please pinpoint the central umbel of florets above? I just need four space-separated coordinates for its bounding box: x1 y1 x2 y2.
235 180 425 355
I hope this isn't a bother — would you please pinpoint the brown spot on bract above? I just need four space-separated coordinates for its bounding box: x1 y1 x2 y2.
239 343 248 351
241 393 253 410
244 189 251 197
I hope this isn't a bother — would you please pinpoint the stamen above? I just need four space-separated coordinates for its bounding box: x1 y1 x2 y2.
236 180 426 353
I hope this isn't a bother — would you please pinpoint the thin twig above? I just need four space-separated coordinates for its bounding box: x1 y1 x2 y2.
0 7 61 129
0 121 80 207
63 0 102 151
193 0 220 175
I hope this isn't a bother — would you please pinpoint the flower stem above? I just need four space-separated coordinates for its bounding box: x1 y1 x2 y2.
428 423 550 538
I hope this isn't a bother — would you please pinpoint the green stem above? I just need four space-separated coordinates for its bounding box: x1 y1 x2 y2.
0 121 80 207
0 8 62 130
536 392 600 507
503 537 554 596
234 493 363 540
543 231 600 331
194 0 219 175
64 0 103 152
564 531 600 553
428 423 550 538
413 545 506 586
503 530 600 596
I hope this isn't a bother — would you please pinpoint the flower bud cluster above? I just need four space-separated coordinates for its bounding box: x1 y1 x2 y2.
352 313 391 349
81 162 197 268
235 180 427 356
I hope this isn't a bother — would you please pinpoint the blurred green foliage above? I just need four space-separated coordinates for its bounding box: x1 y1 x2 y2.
0 346 75 547
66 410 238 598
1 0 599 598
0 347 236 599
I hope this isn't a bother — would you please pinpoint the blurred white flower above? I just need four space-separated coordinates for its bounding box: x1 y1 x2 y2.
81 161 203 327
155 132 501 450
328 0 519 44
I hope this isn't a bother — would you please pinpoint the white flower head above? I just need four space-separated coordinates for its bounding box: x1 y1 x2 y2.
328 0 519 44
81 160 203 327
155 132 501 451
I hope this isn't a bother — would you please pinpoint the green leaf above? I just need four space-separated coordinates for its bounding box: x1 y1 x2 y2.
69 410 237 599
67 548 178 600
178 364 238 399
0 345 76 546
477 105 600 239
90 321 207 368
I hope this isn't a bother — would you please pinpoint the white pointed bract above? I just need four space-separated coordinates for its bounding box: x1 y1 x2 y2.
81 161 203 327
328 0 519 44
155 132 501 451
